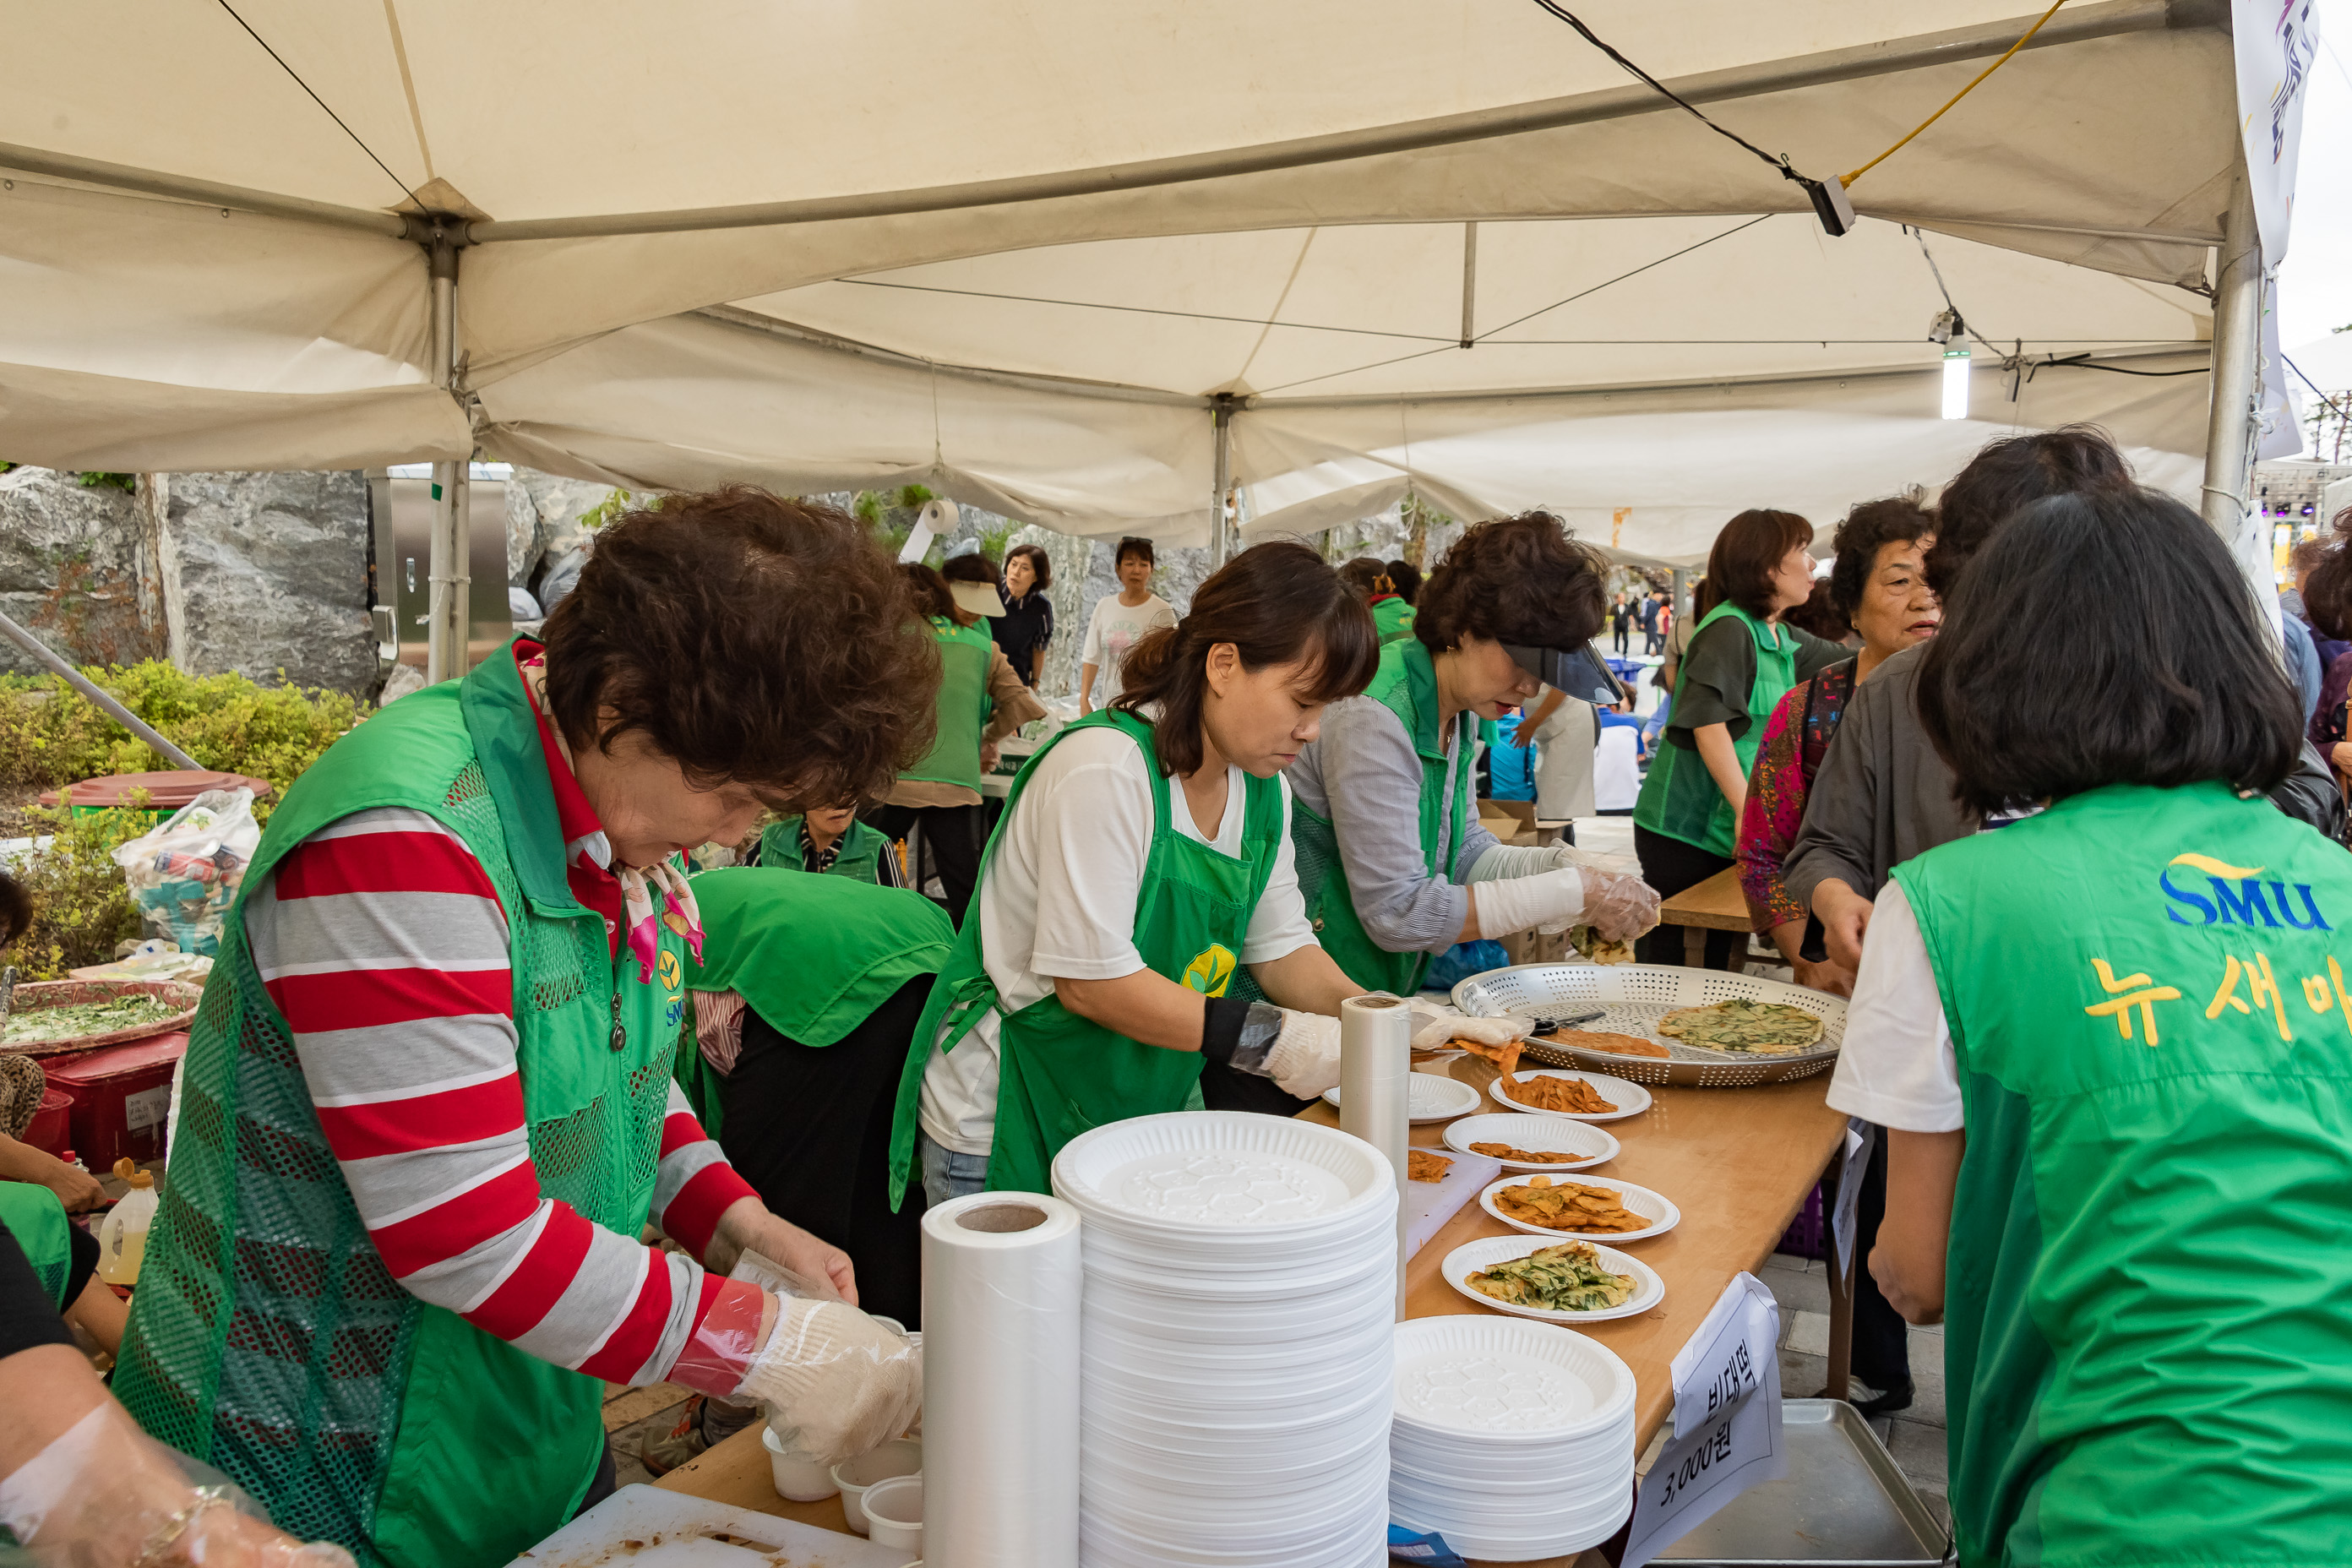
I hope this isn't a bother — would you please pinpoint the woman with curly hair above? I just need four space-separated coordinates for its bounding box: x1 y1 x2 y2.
114 490 934 1568
1267 515 1659 1094
890 542 1383 1202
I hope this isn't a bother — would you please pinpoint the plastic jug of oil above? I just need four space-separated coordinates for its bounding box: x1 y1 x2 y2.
98 1158 156 1286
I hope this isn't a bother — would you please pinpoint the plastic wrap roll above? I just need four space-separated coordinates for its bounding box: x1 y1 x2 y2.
921 1191 1082 1568
1339 993 1412 1317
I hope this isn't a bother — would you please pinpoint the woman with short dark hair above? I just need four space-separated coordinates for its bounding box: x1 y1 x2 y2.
891 542 1381 1202
993 542 1056 688
1831 486 2352 1564
1273 515 1658 1073
1079 536 1177 713
1633 509 1848 966
116 489 930 1566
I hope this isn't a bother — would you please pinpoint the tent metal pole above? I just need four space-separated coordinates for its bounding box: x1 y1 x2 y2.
426 233 471 684
1210 397 1235 569
1459 224 1479 348
0 606 202 771
2198 167 2262 551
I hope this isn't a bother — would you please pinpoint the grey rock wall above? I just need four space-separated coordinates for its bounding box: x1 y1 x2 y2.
0 468 151 673
161 471 375 695
508 468 618 590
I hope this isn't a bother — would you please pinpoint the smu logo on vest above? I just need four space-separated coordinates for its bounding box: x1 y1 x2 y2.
658 949 685 1027
1183 943 1238 998
2160 853 2330 931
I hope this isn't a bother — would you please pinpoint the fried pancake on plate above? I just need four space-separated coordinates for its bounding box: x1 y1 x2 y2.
1544 1028 1671 1059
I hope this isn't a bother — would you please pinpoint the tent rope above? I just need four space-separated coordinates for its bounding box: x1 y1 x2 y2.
1843 0 2071 188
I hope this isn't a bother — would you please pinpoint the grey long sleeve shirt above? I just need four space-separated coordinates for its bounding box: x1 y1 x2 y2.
1288 694 1499 956
1782 642 1974 912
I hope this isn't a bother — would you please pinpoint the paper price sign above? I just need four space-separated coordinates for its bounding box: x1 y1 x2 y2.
1832 1119 1870 1279
1623 1271 1786 1568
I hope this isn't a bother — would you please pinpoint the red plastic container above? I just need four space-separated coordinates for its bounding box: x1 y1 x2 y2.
21 1087 73 1155
41 1032 188 1170
39 770 274 811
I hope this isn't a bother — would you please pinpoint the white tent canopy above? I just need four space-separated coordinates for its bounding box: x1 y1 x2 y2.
0 0 2245 560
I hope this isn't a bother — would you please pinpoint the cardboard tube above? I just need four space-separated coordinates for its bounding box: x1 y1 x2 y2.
1339 993 1413 1317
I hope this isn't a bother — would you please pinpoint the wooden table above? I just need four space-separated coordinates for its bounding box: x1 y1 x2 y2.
660 1054 1851 1567
1657 864 1751 969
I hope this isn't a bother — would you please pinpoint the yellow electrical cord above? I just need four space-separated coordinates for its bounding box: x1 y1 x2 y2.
1841 0 2071 189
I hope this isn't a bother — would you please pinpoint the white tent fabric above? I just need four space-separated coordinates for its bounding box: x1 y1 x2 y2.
0 0 2243 546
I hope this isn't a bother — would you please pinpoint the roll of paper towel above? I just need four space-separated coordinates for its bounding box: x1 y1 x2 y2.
1340 993 1413 1317
921 1191 1082 1568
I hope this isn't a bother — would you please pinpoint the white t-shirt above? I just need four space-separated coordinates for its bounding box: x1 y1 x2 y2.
1081 592 1178 705
1592 723 1642 811
917 725 1320 1154
1822 879 1963 1134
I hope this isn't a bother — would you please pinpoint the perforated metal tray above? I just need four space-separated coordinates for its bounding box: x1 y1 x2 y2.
1451 962 1845 1088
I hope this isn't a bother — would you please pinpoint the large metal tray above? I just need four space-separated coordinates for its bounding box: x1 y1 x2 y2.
1656 1400 1950 1566
1451 962 1844 1088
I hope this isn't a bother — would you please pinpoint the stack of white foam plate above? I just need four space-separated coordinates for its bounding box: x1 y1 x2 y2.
1389 1317 1637 1561
1052 1112 1399 1568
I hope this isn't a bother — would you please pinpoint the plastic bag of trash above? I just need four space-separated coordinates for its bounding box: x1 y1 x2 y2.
111 789 261 957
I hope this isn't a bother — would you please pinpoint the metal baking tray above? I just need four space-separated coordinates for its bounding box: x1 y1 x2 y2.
1655 1400 1951 1566
1451 962 1845 1088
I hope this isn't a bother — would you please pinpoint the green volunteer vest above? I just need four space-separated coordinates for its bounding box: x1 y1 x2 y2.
0 1181 73 1309
113 643 686 1568
886 708 1283 1203
1634 601 1795 858
1293 639 1472 997
901 617 997 794
1898 781 2352 1566
674 868 954 1137
760 814 891 884
1371 596 1417 645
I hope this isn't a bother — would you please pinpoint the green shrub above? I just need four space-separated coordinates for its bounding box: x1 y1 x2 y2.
7 805 149 980
0 662 359 814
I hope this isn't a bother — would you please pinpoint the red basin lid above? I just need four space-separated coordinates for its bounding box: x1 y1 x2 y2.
39 770 276 808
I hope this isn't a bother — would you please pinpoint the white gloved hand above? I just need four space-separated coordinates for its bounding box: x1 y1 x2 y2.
1408 1010 1529 1053
733 1298 924 1467
1260 1009 1344 1098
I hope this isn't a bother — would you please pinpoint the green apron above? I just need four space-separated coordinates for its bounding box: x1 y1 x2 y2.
1899 781 2352 1565
1633 601 1795 858
675 868 955 1137
0 1181 74 1309
113 641 683 1568
901 618 997 794
759 815 892 884
1371 596 1417 645
1292 639 1472 996
885 708 1282 1203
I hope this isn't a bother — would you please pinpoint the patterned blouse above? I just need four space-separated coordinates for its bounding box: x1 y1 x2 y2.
1737 657 1858 933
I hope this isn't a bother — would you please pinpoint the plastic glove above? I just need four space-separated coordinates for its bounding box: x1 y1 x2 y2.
733 1297 924 1467
1578 867 1661 941
1408 1010 1528 1053
1259 1009 1344 1098
0 1402 357 1568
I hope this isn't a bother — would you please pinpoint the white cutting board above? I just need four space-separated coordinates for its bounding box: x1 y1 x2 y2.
1404 1147 1502 1259
506 1484 915 1568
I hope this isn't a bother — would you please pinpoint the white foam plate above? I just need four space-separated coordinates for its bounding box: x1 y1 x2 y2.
1052 1111 1393 1233
1391 1315 1635 1438
1321 1071 1482 1123
1489 1068 1653 1122
1440 1113 1619 1171
1477 1173 1680 1244
1441 1233 1664 1324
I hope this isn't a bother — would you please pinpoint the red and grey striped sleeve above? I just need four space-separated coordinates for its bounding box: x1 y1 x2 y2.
245 807 750 1386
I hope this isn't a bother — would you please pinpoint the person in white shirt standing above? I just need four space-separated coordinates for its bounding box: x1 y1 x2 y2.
1079 536 1179 712
887 542 1382 1205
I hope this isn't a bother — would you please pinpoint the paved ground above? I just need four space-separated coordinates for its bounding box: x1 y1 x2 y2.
1760 1250 1950 1533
